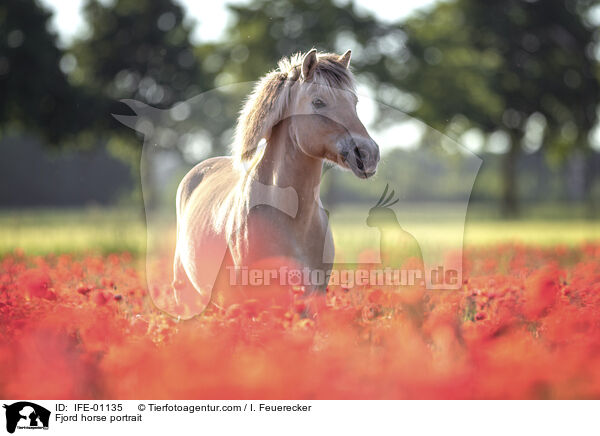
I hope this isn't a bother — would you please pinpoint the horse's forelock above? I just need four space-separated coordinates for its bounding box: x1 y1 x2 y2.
312 56 355 91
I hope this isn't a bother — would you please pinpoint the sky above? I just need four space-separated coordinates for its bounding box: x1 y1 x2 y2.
38 0 437 46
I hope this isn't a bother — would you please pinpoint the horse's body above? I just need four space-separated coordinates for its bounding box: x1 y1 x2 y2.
172 49 379 314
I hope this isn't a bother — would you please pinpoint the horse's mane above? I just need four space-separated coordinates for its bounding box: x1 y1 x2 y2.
232 50 356 163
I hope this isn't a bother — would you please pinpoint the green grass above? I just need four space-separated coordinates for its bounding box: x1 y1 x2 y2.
0 208 146 256
0 206 598 257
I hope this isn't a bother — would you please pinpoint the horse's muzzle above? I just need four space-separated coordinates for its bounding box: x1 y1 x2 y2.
340 137 380 179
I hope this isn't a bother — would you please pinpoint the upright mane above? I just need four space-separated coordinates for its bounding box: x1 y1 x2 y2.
232 50 356 163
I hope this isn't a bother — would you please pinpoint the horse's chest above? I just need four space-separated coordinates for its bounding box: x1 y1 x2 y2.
245 206 329 267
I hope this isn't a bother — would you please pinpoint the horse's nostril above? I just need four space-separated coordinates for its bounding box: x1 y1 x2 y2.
353 146 364 170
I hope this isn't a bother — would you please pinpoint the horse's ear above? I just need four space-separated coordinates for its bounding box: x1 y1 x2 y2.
301 49 318 80
338 49 352 69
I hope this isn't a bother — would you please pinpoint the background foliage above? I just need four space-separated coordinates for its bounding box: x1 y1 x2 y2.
1 0 599 216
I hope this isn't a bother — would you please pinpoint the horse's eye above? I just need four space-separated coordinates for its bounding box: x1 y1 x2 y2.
312 98 326 109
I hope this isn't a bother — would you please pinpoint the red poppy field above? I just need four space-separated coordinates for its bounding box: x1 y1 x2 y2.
1 243 600 399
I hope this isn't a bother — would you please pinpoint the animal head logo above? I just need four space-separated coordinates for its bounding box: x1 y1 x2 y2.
3 402 50 434
366 184 399 228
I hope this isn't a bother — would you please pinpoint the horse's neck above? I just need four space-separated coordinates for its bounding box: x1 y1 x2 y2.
255 120 323 217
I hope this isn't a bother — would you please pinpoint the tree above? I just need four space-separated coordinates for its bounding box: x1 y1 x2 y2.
0 0 88 145
215 0 390 82
74 0 204 107
389 0 600 216
74 0 210 209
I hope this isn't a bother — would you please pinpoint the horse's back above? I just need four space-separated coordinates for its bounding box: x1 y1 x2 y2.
176 156 236 216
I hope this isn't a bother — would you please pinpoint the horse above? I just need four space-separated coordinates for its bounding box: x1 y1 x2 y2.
172 48 380 315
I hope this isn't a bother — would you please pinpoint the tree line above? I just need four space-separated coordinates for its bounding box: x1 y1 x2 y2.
1 0 599 215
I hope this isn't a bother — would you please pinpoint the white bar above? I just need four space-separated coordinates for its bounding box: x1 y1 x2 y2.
1 400 598 436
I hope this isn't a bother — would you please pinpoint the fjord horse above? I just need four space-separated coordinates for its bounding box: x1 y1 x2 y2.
173 49 379 316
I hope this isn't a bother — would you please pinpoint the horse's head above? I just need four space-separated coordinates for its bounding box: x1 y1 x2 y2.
233 49 380 179
288 49 380 178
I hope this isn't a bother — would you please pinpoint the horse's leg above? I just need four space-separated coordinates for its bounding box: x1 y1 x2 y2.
168 156 236 317
170 246 191 311
170 190 210 318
